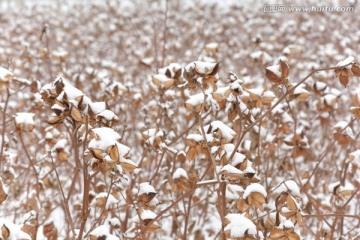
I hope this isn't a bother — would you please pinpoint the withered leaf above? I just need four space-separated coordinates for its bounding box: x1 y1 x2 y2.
288 231 301 240
108 144 119 162
339 74 349 87
266 68 282 84
279 59 290 79
165 68 172 78
70 106 83 122
138 192 157 204
209 62 220 76
287 195 298 211
91 148 104 160
0 181 8 204
351 64 360 77
269 227 285 238
1 224 9 239
46 115 64 125
120 160 138 173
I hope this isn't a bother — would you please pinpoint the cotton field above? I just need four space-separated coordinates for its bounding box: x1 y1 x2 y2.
0 0 359 239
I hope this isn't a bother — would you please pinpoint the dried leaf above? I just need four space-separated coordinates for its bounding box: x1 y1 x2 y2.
91 148 104 160
339 74 349 87
108 144 119 162
279 59 290 79
186 147 197 161
46 115 64 125
269 227 285 238
165 69 171 78
266 68 282 84
287 195 298 211
57 150 68 161
120 160 138 173
70 106 83 122
43 221 58 240
249 192 266 208
138 192 157 204
209 62 220 76
296 212 304 226
1 224 9 239
21 224 37 240
288 231 301 240
145 221 161 233
237 198 250 213
351 64 360 77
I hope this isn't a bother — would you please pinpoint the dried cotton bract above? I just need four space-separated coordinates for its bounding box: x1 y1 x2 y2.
14 112 35 132
183 61 219 90
265 60 290 85
0 66 13 90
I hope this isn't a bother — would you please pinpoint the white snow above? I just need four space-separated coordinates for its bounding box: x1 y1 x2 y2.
88 127 121 150
262 90 276 98
282 219 294 229
266 64 282 78
52 49 69 59
0 219 31 240
97 109 119 121
336 56 355 69
204 121 236 142
63 85 84 105
142 128 164 146
334 121 348 130
89 224 119 240
153 74 172 83
0 66 13 82
272 180 301 197
53 139 67 150
158 63 182 76
206 42 219 49
51 103 66 112
226 184 244 200
348 150 360 162
138 182 156 195
14 112 35 125
324 94 337 107
293 85 310 96
187 133 204 142
93 192 119 209
314 81 327 91
246 88 263 98
250 51 272 64
221 164 244 177
89 101 107 115
173 168 188 179
225 214 257 238
140 210 157 221
243 183 267 199
192 61 217 75
186 93 204 106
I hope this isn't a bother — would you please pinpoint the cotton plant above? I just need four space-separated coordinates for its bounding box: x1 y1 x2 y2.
1 2 360 240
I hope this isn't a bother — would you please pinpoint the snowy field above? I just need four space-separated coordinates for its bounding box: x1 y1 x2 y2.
0 0 359 239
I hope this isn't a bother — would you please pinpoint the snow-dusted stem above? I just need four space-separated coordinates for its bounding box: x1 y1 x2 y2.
19 132 38 176
161 0 169 67
229 65 344 162
198 91 219 182
302 118 355 190
84 179 115 239
133 180 218 238
49 153 75 236
219 182 227 240
183 191 193 240
0 88 10 169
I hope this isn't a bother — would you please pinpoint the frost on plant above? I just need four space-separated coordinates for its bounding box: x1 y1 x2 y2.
0 1 359 240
